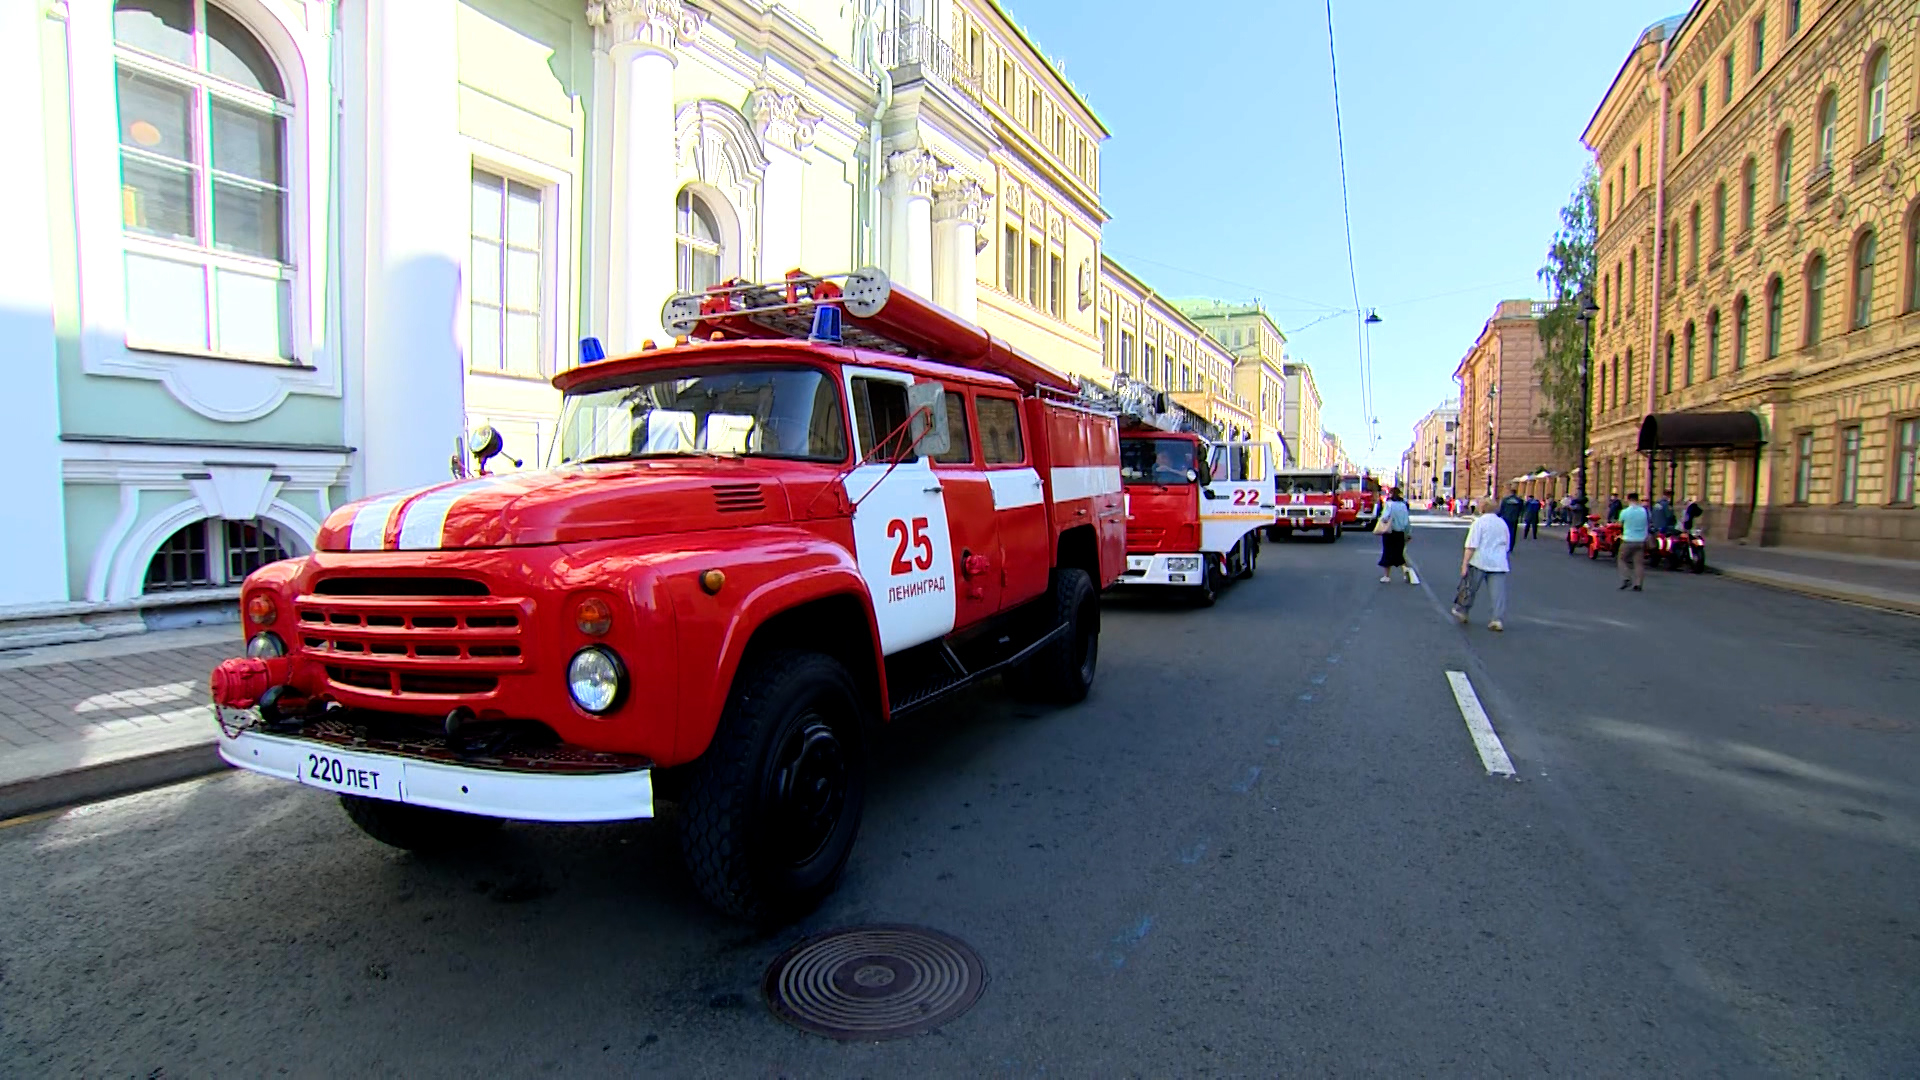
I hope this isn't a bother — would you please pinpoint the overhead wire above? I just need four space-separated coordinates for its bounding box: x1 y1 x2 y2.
1323 0 1374 451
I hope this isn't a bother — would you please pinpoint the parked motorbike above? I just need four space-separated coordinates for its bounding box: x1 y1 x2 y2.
1567 515 1596 555
1649 528 1708 573
1585 520 1623 560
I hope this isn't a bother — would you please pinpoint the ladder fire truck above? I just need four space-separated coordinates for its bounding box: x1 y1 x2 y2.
208 268 1125 923
1115 422 1274 604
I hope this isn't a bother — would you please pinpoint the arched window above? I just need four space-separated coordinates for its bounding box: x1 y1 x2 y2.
1683 321 1696 386
1611 355 1621 410
144 517 297 593
1614 262 1624 321
1596 361 1607 414
113 0 294 359
1624 349 1635 409
1908 204 1920 313
1865 48 1890 144
674 187 722 293
1774 128 1794 205
1852 230 1876 330
1805 253 1827 346
1817 92 1838 172
1664 332 1677 393
1766 276 1784 357
1707 310 1720 378
1733 294 1749 369
1740 158 1757 232
1713 183 1727 255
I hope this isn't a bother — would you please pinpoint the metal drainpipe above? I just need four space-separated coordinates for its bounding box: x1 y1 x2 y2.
1647 32 1673 496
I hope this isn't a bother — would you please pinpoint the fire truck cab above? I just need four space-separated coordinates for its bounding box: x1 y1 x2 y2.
208 269 1124 923
1116 427 1274 604
1270 468 1342 542
1338 473 1383 531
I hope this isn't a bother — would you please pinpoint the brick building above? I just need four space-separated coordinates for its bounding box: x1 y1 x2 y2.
1455 300 1569 505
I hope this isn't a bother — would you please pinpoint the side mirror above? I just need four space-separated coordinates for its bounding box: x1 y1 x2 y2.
906 382 950 458
1185 469 1198 483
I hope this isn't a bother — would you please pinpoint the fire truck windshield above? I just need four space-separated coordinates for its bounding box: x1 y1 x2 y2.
555 365 848 465
1120 438 1200 485
1276 474 1336 494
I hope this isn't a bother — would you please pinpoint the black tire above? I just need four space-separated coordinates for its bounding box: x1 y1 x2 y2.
677 651 867 924
1690 546 1707 574
1322 526 1339 543
1567 537 1578 555
1014 568 1101 698
1243 535 1259 578
339 795 501 853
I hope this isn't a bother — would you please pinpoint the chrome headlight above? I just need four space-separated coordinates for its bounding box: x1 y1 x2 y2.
567 646 627 714
246 632 286 659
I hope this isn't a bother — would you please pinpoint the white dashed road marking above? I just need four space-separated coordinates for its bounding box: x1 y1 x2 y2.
1445 671 1516 777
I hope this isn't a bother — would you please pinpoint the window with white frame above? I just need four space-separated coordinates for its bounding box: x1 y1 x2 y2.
470 168 546 375
675 187 723 294
144 516 297 593
113 0 294 360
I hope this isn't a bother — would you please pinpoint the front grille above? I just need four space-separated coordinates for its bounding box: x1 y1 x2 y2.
712 483 766 513
312 576 489 597
297 588 530 700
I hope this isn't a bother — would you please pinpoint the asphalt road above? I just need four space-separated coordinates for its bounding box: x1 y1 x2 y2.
3 517 1916 1077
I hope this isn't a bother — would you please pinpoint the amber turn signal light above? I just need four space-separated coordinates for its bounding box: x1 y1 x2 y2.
574 596 614 636
244 592 277 625
700 570 726 595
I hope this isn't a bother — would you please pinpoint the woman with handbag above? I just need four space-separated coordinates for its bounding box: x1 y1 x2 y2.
1376 487 1417 585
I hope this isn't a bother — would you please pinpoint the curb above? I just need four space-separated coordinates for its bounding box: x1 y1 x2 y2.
0 728 226 820
1713 565 1920 618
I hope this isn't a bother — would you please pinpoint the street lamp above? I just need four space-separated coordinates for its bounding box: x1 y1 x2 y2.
1573 292 1599 512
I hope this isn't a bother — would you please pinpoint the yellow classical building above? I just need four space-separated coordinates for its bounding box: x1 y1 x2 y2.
1585 1 1920 556
1176 300 1292 463
1094 258 1254 437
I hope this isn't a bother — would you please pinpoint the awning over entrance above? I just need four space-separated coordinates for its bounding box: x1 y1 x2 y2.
1637 411 1763 452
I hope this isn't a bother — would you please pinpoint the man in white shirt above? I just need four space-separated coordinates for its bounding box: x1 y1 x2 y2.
1451 507 1512 631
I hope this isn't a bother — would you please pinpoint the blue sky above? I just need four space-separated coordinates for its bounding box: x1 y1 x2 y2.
1002 0 1688 471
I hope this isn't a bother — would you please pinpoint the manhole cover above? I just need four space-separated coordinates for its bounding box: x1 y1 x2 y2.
764 924 985 1041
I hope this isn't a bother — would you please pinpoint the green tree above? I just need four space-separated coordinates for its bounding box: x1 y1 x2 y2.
1535 166 1598 460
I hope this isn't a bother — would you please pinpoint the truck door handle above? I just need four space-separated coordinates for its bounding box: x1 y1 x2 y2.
923 485 944 494
1076 508 1088 516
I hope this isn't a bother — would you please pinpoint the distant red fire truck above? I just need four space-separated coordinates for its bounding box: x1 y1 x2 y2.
1115 425 1273 604
1338 473 1383 531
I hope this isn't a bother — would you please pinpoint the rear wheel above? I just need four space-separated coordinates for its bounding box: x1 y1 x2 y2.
677 651 866 924
1012 568 1100 701
1690 545 1707 573
340 796 501 853
1587 540 1600 560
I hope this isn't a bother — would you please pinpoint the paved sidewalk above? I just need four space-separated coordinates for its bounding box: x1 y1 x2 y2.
1709 544 1920 616
0 625 240 817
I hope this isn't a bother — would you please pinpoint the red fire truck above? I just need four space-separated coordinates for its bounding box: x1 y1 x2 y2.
1115 426 1273 604
208 269 1124 923
1269 468 1341 542
1337 472 1382 531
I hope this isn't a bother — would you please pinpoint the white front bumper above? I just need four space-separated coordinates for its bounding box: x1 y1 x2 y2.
1274 513 1335 530
216 721 654 823
1117 552 1210 586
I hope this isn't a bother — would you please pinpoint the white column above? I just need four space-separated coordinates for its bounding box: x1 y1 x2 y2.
747 82 818 279
0 0 70 604
360 0 466 497
884 150 937 296
931 173 990 321
591 0 703 350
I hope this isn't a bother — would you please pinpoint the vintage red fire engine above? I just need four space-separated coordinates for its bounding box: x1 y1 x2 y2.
1269 467 1342 542
209 269 1125 922
1115 424 1272 603
1338 472 1382 531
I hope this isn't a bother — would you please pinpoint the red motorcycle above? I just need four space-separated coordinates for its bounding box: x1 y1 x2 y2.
1586 520 1623 560
1567 515 1596 555
1650 529 1708 573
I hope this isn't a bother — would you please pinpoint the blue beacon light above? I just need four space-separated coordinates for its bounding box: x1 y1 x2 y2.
579 336 607 363
808 305 842 344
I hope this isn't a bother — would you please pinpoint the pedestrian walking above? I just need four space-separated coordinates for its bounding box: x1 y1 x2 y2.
1451 505 1512 631
1683 496 1704 533
1605 492 1623 523
1522 495 1542 539
1617 491 1650 591
1376 487 1419 585
1497 486 1525 547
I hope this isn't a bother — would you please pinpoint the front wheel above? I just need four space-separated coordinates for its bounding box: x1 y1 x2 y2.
340 796 501 853
1012 568 1100 702
1690 546 1707 573
677 651 867 924
1323 526 1339 543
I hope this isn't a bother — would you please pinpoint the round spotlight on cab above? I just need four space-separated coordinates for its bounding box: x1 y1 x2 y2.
246 631 286 659
567 646 627 715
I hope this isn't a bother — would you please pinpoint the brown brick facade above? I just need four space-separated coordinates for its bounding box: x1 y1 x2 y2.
1454 301 1572 507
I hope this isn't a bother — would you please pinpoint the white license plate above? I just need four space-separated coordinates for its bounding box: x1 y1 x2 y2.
298 747 397 800
1169 573 1188 583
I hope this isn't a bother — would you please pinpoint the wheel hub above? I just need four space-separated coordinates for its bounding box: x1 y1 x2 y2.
770 715 846 867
